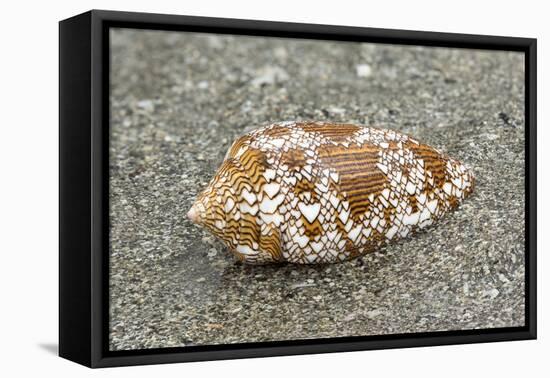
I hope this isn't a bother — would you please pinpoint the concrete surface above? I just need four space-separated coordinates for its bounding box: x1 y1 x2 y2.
108 28 525 350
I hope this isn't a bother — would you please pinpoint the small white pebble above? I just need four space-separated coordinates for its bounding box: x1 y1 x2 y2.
137 99 154 112
484 288 500 299
356 63 372 78
274 47 288 59
343 313 356 322
327 106 346 115
365 309 384 318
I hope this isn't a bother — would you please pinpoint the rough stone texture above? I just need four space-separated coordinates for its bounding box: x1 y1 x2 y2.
109 28 525 351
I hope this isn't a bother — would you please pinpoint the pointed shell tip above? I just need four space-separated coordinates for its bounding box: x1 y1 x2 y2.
187 206 198 222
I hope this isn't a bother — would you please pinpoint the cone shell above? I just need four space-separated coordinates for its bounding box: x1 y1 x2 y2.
188 121 474 264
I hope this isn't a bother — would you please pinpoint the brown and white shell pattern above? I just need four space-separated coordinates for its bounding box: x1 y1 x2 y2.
187 121 474 264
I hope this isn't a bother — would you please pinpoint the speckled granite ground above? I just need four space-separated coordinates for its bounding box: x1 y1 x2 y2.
108 28 525 351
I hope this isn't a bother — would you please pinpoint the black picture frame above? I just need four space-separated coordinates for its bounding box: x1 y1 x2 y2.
59 9 537 368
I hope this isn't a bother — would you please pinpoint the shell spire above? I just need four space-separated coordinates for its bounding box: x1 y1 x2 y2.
188 121 474 264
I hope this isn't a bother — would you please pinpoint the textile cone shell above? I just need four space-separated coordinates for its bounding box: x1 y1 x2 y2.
188 121 474 264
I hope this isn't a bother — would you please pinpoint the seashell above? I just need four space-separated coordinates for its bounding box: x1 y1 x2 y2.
187 121 474 264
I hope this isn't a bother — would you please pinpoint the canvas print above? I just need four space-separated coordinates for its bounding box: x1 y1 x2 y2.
108 28 525 351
